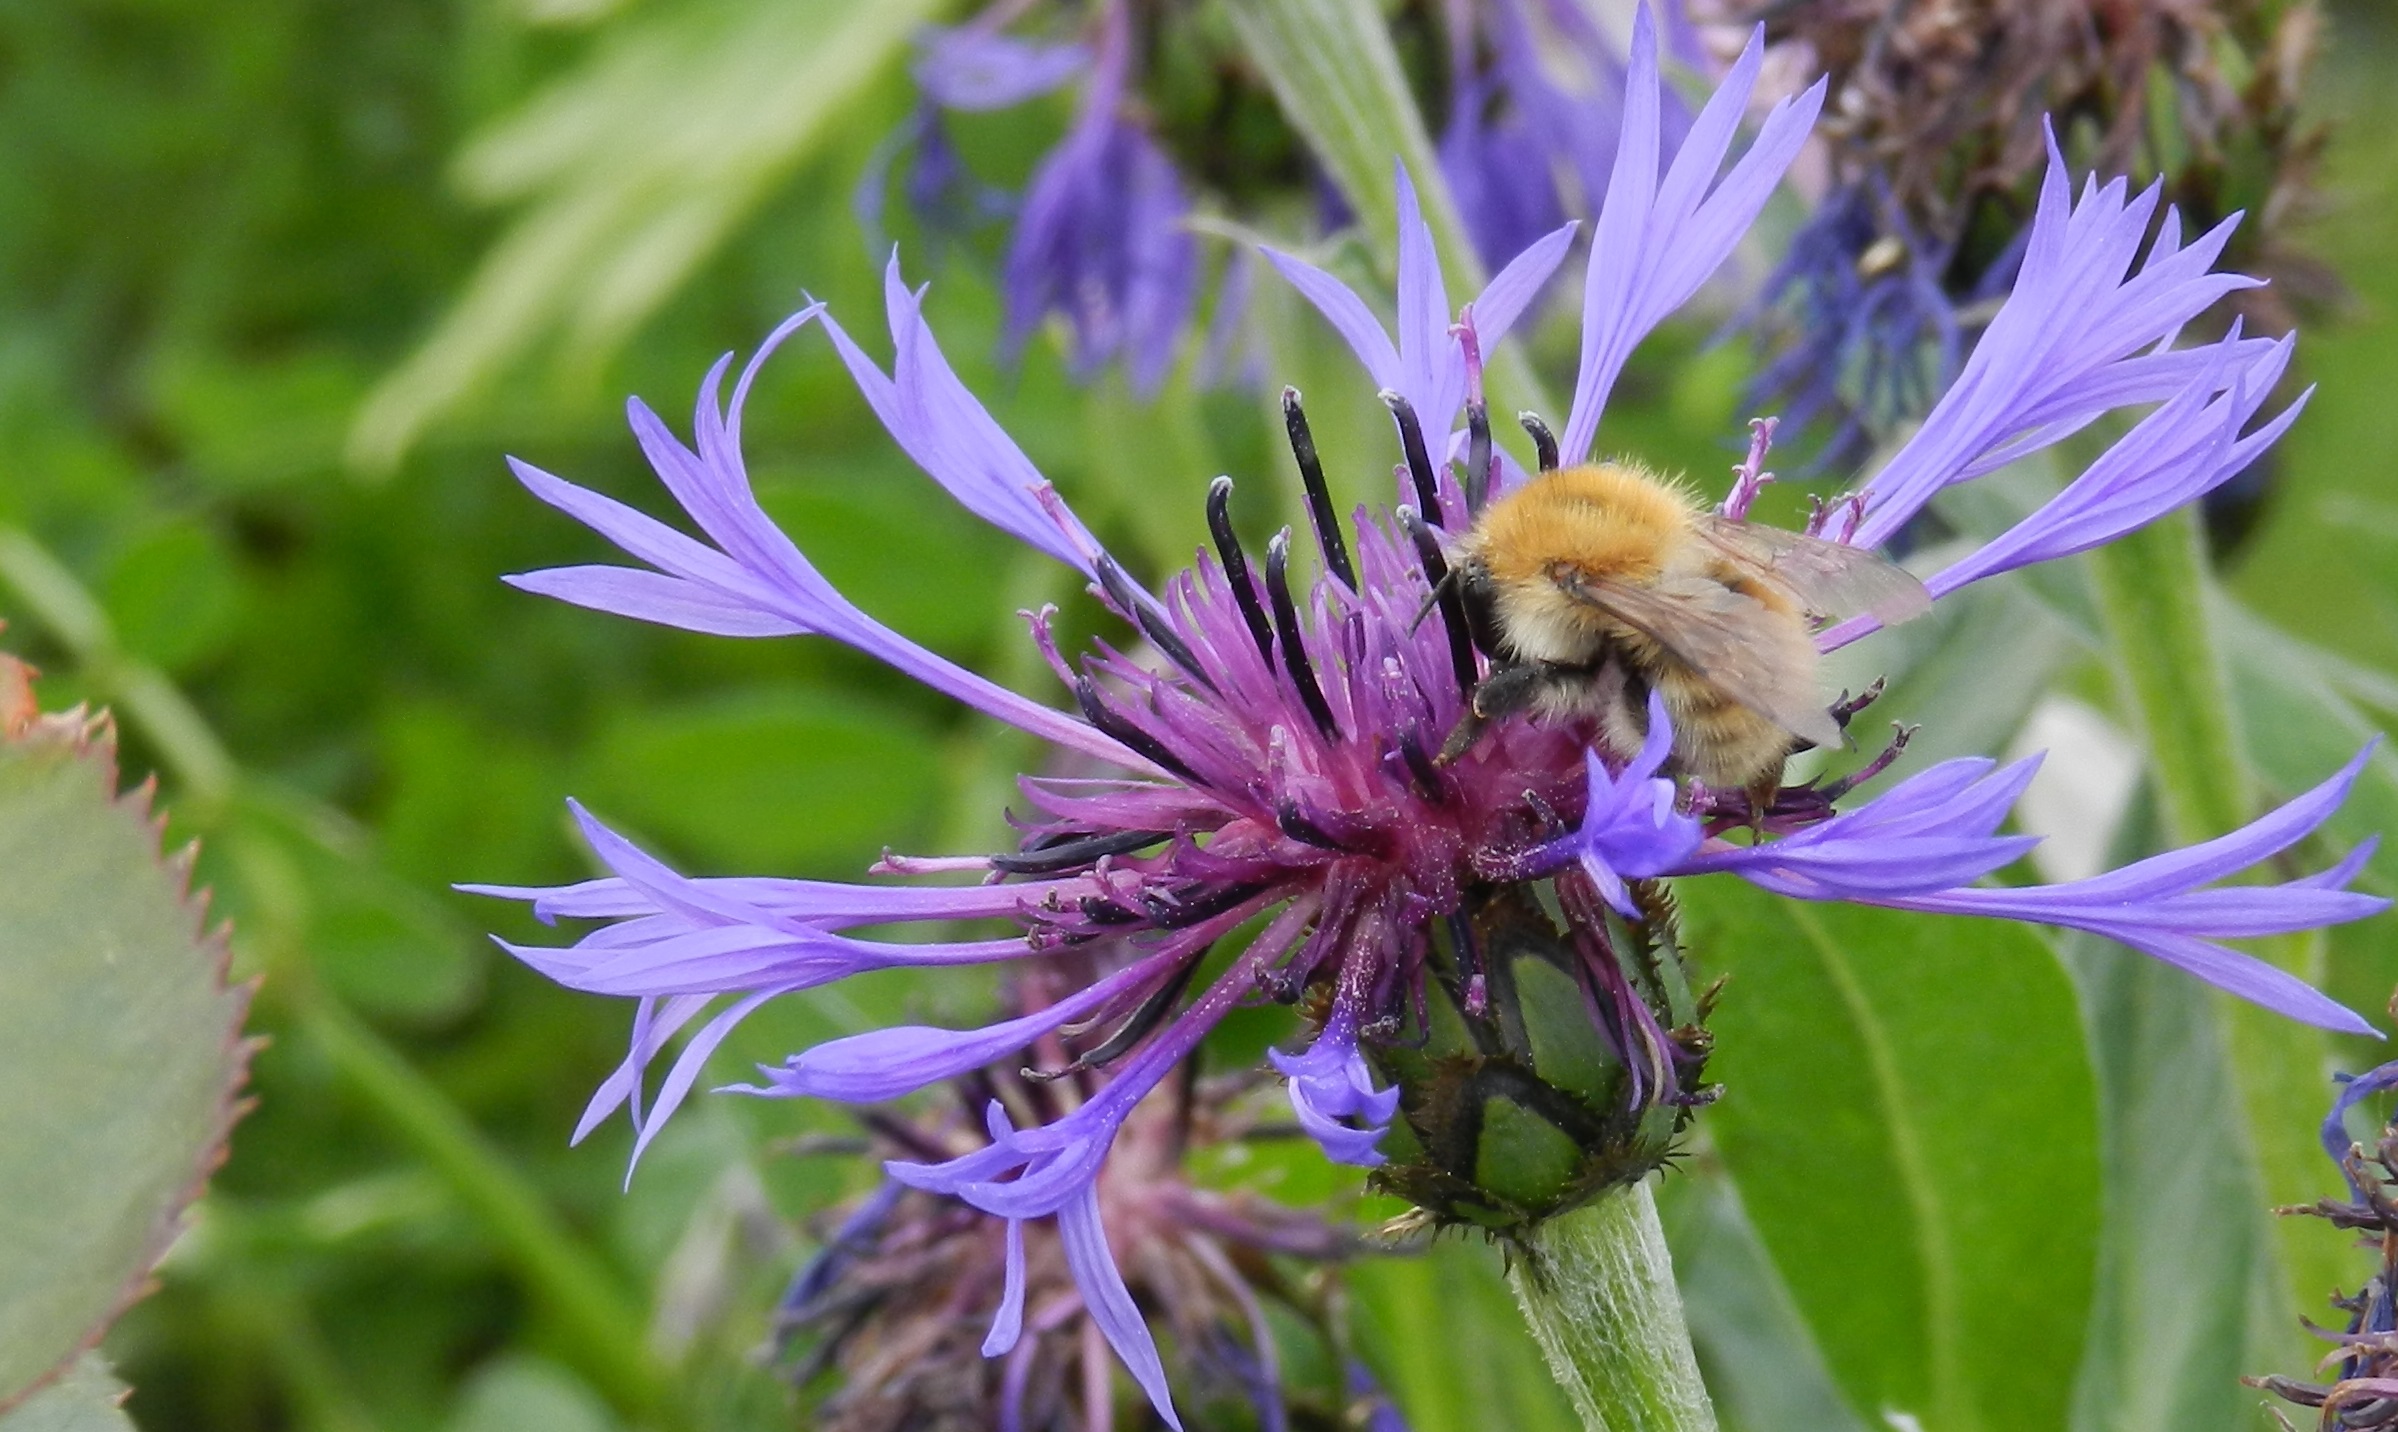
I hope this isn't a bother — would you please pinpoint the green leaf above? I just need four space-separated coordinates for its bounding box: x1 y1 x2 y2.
1681 880 2102 1432
576 682 946 875
1662 1172 1868 1432
101 522 242 675
348 0 938 469
0 1356 132 1432
220 789 486 1026
445 1355 617 1432
2059 927 2272 1432
0 698 251 1409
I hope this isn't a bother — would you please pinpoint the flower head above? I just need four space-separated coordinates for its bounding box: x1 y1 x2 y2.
2247 1052 2398 1426
773 1014 1384 1432
480 8 2383 1423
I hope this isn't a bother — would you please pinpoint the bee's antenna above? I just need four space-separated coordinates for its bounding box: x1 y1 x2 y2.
1398 504 1479 697
1281 388 1357 592
1518 412 1560 473
1380 390 1447 527
1205 476 1276 664
1264 530 1341 741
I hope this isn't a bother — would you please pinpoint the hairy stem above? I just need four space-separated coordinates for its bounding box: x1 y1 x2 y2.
1506 1182 1718 1432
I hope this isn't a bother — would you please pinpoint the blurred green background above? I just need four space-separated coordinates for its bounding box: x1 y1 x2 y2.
3 1 2396 1429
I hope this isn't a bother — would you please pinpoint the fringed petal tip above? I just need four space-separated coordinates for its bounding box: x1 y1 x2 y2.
1270 1017 1398 1168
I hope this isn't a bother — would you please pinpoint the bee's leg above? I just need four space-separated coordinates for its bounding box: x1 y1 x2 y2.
1435 662 1551 764
1815 722 1917 802
1828 677 1887 731
1742 769 1783 834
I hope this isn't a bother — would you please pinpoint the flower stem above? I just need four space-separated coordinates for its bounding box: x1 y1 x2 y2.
2086 505 2344 1358
1505 1181 1718 1432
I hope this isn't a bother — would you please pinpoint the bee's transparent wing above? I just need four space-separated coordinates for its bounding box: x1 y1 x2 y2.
1549 566 1847 750
1692 517 1931 625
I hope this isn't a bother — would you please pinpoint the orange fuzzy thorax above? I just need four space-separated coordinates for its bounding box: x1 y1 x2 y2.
1468 463 1696 589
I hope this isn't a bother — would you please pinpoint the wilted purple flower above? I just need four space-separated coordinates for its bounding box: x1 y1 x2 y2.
478 8 2382 1423
773 1023 1383 1432
2247 1049 2398 1426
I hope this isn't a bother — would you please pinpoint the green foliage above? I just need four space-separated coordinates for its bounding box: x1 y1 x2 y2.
1682 884 2103 1432
0 701 250 1410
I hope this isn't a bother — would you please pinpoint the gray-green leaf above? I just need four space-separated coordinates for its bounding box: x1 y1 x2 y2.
0 696 252 1409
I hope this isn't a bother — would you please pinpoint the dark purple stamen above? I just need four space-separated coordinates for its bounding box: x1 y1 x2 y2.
1397 504 1479 697
1464 397 1495 514
1829 676 1886 729
1264 530 1341 740
1094 552 1219 694
1282 387 1358 592
1143 878 1272 928
1276 800 1350 851
1815 723 1917 803
1206 476 1276 662
1075 676 1206 784
1379 389 1446 525
992 827 1172 875
1446 912 1489 1019
1027 954 1205 1081
1520 411 1560 472
1393 725 1448 806
1076 896 1145 926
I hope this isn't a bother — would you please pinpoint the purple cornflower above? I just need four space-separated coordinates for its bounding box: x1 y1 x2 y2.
476 8 2382 1422
997 2 1197 395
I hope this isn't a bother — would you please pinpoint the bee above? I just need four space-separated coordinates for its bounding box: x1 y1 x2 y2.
1437 462 1931 795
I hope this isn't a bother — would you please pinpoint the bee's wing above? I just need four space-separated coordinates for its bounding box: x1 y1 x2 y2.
1692 517 1931 626
1550 567 1847 750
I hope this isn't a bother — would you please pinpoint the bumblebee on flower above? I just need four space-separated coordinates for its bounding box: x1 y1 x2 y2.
472 9 2387 1425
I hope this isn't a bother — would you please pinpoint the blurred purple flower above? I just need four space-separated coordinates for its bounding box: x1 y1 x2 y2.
869 3 1197 395
999 5 1197 394
479 8 2381 1423
1736 182 1964 470
913 25 1086 111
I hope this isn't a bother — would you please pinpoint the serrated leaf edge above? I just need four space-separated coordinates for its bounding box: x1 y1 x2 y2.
0 699 261 1416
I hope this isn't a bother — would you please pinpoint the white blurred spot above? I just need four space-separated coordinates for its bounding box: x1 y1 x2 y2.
2005 696 2142 883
